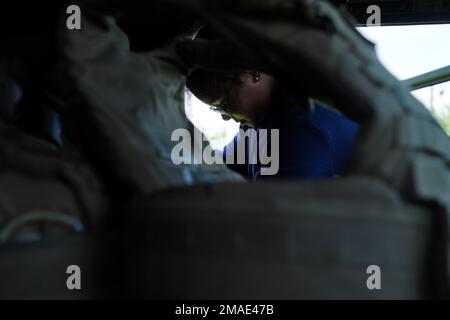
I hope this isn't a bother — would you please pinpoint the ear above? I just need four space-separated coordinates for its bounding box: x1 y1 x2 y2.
239 70 261 83
251 71 261 83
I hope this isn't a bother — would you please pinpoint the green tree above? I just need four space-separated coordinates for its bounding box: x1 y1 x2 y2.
433 108 450 135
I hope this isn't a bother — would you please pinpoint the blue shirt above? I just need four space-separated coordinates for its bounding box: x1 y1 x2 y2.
223 104 359 181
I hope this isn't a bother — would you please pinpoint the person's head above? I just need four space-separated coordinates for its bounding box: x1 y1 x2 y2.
187 69 277 127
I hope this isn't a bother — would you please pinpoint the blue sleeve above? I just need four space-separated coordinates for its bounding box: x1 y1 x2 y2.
223 133 250 179
255 106 359 181
256 120 335 180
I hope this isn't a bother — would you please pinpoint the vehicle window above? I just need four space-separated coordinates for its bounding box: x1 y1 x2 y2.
358 24 450 134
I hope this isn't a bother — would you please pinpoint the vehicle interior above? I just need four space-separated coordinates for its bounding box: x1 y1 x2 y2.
0 0 449 299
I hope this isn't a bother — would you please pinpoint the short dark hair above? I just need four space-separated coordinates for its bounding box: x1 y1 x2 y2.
185 26 243 119
186 69 240 105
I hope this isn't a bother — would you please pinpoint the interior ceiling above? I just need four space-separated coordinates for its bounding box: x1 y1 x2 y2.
1 1 449 54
